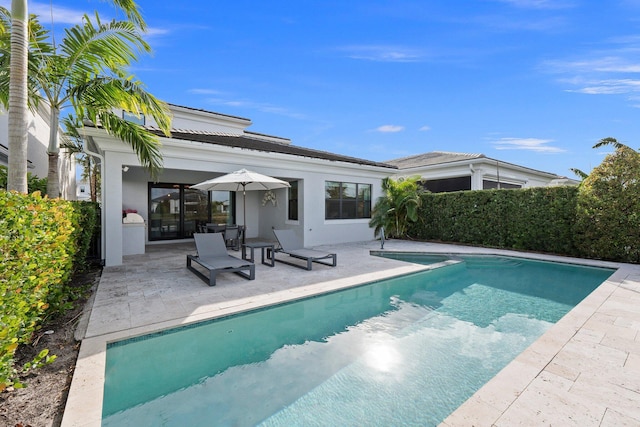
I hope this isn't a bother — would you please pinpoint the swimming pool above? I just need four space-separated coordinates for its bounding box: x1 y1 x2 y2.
102 255 613 426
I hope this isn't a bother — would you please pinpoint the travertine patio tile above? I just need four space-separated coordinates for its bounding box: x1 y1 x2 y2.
440 395 501 426
601 334 640 355
601 408 640 427
570 370 640 421
468 360 539 412
545 341 627 382
589 311 618 325
626 352 640 369
573 327 606 344
496 374 606 426
599 321 638 341
613 316 640 330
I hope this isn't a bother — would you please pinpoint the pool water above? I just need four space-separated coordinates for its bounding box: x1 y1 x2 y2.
102 256 613 426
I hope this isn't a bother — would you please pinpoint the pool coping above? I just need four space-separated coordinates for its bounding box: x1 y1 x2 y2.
60 242 639 426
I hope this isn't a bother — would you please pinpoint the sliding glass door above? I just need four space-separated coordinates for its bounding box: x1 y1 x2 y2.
149 183 234 241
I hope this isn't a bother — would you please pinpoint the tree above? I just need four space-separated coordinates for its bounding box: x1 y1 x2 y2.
0 2 170 198
5 0 28 193
369 176 423 239
574 137 640 262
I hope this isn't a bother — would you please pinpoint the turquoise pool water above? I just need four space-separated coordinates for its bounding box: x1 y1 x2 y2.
102 255 613 426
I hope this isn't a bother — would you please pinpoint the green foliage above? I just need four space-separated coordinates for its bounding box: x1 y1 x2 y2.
0 165 47 194
69 201 99 272
0 191 94 390
369 176 423 239
574 144 640 262
408 186 580 256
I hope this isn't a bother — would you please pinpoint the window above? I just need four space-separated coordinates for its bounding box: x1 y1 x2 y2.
288 181 299 221
123 111 145 125
325 181 371 219
422 176 471 193
482 180 521 190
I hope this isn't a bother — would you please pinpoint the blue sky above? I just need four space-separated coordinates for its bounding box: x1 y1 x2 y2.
5 0 640 176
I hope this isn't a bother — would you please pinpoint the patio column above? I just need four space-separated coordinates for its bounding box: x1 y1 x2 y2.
103 151 124 266
470 165 484 190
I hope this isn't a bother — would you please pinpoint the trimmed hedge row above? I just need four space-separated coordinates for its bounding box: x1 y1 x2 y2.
0 191 97 390
407 186 580 256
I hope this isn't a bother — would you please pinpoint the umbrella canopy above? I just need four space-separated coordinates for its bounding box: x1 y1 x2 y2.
192 169 290 242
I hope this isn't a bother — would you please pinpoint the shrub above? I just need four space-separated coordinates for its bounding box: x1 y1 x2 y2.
574 145 640 262
408 186 580 256
0 191 81 390
0 165 47 194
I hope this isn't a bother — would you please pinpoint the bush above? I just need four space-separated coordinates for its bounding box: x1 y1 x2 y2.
0 191 95 390
0 165 47 194
408 186 580 256
70 201 99 271
574 146 640 262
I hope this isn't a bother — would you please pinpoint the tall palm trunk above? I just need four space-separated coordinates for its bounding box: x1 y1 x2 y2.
46 105 60 198
7 0 28 193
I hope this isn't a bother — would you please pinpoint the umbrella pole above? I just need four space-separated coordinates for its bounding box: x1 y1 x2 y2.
242 185 246 244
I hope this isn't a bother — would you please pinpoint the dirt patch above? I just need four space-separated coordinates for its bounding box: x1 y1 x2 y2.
0 266 101 427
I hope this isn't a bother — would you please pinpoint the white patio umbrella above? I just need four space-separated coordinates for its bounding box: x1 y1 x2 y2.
191 169 290 242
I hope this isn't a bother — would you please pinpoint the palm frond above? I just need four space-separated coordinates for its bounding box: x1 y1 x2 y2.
96 111 163 176
570 168 589 180
107 0 147 31
593 137 629 150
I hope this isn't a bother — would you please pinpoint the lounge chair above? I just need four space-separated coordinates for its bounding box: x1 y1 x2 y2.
272 229 337 270
187 233 255 286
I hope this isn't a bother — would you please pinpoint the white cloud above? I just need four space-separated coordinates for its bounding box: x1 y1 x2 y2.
419 125 431 131
376 125 405 133
197 94 307 120
491 137 566 153
542 36 640 99
564 78 640 95
544 57 640 74
189 88 226 96
339 45 425 62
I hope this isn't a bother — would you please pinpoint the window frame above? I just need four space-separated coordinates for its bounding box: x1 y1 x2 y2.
324 181 372 220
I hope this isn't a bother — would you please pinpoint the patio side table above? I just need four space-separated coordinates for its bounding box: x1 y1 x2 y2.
242 241 276 267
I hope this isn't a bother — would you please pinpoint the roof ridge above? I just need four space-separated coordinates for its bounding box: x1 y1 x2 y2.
432 150 485 157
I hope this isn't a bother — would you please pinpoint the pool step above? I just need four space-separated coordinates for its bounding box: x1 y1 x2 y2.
463 257 523 269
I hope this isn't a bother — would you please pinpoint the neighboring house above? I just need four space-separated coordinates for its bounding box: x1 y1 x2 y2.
0 104 76 198
387 151 579 192
82 104 395 266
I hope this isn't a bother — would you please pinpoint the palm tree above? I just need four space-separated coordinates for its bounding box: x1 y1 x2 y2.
1 1 168 198
6 0 28 193
369 176 423 239
570 137 635 180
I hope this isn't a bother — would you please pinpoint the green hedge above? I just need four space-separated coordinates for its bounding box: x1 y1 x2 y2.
408 186 580 256
0 191 98 390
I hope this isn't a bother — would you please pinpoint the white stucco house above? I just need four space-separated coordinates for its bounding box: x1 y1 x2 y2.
1 103 76 199
82 104 395 266
386 151 578 192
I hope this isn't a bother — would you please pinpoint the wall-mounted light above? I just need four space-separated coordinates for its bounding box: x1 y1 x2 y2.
122 166 129 172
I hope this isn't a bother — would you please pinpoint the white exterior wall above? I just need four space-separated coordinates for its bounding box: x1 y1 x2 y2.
1 105 76 198
1 106 49 178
